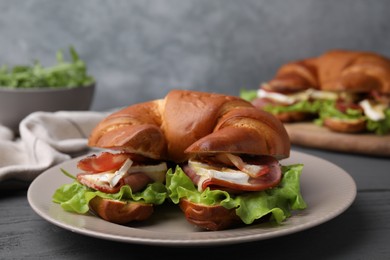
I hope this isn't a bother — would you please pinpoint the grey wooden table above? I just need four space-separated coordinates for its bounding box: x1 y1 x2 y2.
1 145 389 259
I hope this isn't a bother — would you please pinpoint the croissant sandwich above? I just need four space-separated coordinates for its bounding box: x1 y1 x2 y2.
52 89 307 231
241 49 390 135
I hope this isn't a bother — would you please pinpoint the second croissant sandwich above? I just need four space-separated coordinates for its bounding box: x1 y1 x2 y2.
242 49 390 135
53 89 307 231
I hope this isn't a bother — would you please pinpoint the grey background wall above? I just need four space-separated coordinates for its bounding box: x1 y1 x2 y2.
1 0 389 111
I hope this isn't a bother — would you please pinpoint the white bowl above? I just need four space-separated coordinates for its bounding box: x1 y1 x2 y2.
0 83 95 132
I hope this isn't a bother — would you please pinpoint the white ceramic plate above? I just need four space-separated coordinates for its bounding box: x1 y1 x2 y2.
27 150 356 246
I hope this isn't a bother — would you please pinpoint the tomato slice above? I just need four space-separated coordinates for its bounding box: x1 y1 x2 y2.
77 152 130 173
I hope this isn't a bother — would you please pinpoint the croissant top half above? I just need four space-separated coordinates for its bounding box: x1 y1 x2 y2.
266 49 390 94
88 90 290 162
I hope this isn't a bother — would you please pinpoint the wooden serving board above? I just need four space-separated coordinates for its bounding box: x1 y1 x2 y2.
284 122 390 157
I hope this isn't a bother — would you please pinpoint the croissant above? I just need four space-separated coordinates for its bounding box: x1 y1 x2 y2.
265 50 390 94
56 89 301 230
254 49 390 133
89 89 290 162
317 50 390 93
265 58 319 93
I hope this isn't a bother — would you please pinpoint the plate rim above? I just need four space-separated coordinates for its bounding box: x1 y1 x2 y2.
27 150 357 246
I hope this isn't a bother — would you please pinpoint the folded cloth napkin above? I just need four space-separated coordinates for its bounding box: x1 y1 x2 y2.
0 110 111 189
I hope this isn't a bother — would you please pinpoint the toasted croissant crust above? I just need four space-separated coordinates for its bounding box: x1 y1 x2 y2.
89 197 154 224
88 100 167 160
323 117 367 133
317 50 390 93
265 49 390 94
179 198 241 231
89 90 290 162
275 111 314 123
265 58 319 93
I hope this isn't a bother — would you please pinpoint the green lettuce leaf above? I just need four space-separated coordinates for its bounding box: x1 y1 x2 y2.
239 88 258 102
166 164 307 225
239 87 325 116
314 100 364 126
52 180 168 214
366 108 390 135
263 99 324 115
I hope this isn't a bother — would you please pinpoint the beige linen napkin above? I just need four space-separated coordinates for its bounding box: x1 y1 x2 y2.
0 110 110 189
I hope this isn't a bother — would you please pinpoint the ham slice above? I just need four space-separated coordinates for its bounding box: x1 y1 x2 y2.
182 154 282 193
76 152 167 194
77 172 153 193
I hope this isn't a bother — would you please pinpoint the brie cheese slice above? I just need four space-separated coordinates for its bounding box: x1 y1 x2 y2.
359 99 386 121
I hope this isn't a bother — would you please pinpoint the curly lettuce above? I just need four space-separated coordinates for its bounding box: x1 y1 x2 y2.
314 100 364 124
240 88 326 117
166 164 307 225
52 170 168 214
264 99 324 115
366 108 390 135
